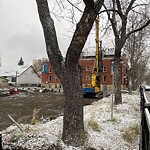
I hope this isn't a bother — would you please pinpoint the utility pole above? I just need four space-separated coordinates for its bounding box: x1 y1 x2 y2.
111 62 114 121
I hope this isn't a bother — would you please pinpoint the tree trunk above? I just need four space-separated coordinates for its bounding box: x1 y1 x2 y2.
114 56 122 104
61 64 84 146
35 0 104 147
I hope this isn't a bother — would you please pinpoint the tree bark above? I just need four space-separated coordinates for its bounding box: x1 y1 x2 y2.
62 64 84 146
114 55 122 104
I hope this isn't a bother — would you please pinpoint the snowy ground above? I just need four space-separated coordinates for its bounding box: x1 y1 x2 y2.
2 92 140 150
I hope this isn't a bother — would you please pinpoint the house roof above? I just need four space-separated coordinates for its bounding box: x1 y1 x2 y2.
0 77 9 81
0 65 32 77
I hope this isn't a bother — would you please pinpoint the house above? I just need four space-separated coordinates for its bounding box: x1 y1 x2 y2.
41 54 128 93
0 65 41 87
0 77 9 88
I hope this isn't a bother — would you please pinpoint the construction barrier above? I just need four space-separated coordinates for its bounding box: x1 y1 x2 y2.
139 86 150 150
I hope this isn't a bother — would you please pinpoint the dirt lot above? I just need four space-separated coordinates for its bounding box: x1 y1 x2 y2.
0 91 97 131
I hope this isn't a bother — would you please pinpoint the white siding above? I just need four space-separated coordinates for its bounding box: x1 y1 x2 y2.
17 67 41 85
6 76 14 85
0 78 9 87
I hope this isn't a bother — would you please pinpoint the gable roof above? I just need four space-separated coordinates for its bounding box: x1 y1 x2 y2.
0 65 32 77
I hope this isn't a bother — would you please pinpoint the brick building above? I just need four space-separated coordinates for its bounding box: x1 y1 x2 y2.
41 55 127 93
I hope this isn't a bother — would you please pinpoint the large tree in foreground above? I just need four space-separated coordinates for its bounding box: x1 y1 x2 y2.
103 0 150 104
35 0 104 146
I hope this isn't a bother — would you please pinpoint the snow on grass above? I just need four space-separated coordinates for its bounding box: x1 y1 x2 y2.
2 92 140 150
84 93 140 149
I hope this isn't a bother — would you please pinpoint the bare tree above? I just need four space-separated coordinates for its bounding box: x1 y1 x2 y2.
145 69 150 85
103 0 150 104
35 0 104 146
33 59 43 74
124 27 150 93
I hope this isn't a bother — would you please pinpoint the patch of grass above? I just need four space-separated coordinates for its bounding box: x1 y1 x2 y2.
111 117 118 123
81 129 89 147
134 107 139 112
122 125 139 143
88 120 101 132
31 108 40 125
123 101 128 104
10 133 22 143
107 117 117 123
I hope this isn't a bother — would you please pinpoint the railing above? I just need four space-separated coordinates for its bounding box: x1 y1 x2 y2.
0 132 2 150
139 86 150 150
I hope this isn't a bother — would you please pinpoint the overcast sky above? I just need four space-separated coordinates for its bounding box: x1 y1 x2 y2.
0 0 71 66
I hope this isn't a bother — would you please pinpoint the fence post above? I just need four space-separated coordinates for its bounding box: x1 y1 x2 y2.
0 132 2 150
139 86 144 150
139 85 146 150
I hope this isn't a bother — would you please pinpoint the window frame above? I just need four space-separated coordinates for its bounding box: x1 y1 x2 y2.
103 66 107 72
103 76 107 83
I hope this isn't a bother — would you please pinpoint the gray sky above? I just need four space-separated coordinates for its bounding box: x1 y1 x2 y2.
0 0 70 66
0 0 116 66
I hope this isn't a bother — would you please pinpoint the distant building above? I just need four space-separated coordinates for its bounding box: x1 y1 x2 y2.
0 77 9 88
41 54 128 93
42 62 61 91
0 65 41 87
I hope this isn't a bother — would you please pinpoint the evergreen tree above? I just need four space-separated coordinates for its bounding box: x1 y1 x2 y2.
18 57 24 65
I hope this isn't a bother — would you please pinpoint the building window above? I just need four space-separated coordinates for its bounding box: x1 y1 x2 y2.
11 77 16 82
55 84 57 88
86 67 89 71
86 75 89 80
59 84 62 88
103 76 107 82
86 67 92 71
89 67 92 71
103 66 107 72
48 76 51 82
86 75 92 80
42 63 49 73
49 68 51 73
55 75 58 82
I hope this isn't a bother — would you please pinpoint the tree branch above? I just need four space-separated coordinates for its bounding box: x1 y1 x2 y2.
66 0 83 13
83 0 95 9
99 8 122 17
125 0 136 16
103 4 119 40
126 20 150 40
65 0 104 68
116 0 123 18
36 0 64 78
95 0 105 13
131 3 148 10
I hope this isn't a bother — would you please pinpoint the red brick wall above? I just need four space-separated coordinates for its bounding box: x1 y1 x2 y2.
41 62 61 84
41 57 127 87
101 59 112 85
80 59 94 84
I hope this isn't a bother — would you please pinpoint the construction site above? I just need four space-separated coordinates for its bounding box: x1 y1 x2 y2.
0 89 97 131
